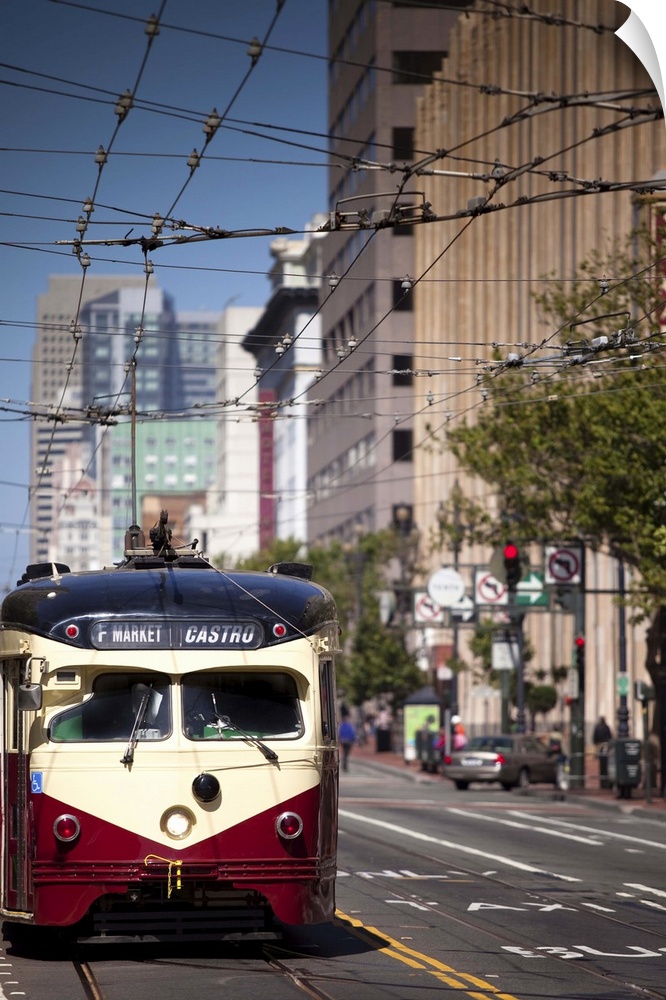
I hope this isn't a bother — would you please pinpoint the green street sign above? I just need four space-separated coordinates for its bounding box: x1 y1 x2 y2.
515 571 548 607
616 674 630 697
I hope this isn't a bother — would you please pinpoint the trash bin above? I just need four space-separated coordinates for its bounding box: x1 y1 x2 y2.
607 738 642 798
376 727 392 753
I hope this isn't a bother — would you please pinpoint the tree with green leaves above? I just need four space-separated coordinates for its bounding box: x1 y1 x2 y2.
228 531 421 712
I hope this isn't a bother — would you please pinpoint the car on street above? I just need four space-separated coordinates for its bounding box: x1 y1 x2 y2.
441 733 560 791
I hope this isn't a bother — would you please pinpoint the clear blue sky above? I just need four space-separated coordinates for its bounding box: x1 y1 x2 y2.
1 0 329 590
0 1 663 592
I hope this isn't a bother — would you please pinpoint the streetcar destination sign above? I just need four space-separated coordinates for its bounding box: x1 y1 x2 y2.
90 620 263 650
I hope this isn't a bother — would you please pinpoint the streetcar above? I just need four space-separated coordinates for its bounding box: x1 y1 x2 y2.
0 513 340 945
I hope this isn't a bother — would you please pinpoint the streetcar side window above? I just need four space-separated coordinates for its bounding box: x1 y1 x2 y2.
319 659 336 742
182 671 302 741
49 672 171 742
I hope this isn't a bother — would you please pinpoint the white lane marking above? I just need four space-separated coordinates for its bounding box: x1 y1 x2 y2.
641 900 666 911
625 883 666 898
509 811 666 850
445 807 602 845
339 809 581 881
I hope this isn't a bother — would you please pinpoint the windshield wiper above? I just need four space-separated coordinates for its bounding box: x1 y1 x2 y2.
211 694 278 762
120 685 152 765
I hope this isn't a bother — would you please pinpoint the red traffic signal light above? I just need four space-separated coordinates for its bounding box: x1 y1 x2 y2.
503 542 522 588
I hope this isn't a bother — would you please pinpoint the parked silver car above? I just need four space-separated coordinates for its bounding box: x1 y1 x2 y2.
441 733 560 791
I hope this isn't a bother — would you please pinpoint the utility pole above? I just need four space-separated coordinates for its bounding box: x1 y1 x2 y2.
569 545 586 789
616 557 629 738
503 543 525 733
451 490 461 715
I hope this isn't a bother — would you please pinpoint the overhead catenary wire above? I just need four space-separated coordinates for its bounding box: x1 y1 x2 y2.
1 0 663 580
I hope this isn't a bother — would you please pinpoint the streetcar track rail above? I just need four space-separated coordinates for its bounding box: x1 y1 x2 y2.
72 956 107 1000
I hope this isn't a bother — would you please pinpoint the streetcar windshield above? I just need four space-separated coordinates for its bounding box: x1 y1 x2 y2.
183 671 302 741
49 672 171 742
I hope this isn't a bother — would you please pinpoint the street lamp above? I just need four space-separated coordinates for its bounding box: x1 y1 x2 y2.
437 489 464 715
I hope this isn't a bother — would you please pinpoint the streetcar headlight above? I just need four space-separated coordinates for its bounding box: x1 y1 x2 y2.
276 811 303 840
161 807 194 840
53 813 80 843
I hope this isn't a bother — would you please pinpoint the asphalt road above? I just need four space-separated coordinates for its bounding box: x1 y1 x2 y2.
4 758 665 999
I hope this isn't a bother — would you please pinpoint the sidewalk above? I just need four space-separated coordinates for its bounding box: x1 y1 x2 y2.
348 739 666 820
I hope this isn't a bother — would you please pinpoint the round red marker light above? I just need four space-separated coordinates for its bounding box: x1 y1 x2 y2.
276 811 303 840
54 813 80 843
273 623 287 638
66 624 79 639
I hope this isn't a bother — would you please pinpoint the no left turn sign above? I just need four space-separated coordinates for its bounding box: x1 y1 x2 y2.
545 545 582 585
475 571 507 605
414 592 444 624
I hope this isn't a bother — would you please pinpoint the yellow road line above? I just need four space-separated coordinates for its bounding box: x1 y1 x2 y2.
335 910 520 1000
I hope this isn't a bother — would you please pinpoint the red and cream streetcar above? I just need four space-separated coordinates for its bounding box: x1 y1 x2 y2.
0 513 340 944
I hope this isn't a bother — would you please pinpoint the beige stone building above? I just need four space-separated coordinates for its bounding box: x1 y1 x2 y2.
411 0 666 744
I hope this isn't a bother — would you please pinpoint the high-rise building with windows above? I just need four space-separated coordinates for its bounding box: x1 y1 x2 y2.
307 0 471 546
31 276 221 567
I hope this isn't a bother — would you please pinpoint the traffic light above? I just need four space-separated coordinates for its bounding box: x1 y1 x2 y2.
503 542 522 589
575 636 585 672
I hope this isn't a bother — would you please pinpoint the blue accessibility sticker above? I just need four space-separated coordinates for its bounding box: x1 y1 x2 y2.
30 772 43 794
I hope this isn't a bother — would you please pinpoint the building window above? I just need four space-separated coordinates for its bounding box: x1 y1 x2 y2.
392 429 413 462
392 355 413 387
392 127 414 161
392 51 447 85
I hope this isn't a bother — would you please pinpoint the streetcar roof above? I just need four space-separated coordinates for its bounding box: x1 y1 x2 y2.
0 557 338 648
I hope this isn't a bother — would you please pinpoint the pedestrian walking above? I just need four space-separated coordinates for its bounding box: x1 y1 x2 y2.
593 715 612 786
593 716 612 747
338 715 356 772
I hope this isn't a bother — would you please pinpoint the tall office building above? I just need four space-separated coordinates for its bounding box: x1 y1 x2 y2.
32 275 146 566
184 305 263 566
243 218 326 547
307 0 472 546
31 276 220 567
411 0 666 729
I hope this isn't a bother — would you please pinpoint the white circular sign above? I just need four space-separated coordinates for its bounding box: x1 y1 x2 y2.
427 567 465 608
